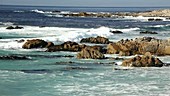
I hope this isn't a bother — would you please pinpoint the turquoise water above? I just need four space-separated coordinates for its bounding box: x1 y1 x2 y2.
0 5 170 96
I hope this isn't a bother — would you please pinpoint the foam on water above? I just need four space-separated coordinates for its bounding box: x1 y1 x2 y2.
123 16 168 21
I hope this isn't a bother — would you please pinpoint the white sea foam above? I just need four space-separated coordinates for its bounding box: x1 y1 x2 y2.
0 26 140 49
124 16 168 21
31 9 45 14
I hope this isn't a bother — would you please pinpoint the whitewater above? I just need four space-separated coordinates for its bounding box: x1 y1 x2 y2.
0 5 170 96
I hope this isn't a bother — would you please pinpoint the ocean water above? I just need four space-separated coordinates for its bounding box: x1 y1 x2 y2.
0 5 170 96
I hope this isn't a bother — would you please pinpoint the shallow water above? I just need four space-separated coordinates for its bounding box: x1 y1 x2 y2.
0 5 170 96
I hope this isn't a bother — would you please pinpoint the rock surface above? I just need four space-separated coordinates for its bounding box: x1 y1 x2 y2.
22 39 54 49
6 26 23 29
107 37 170 56
122 52 164 67
77 46 105 59
46 41 86 52
110 30 123 34
80 36 110 44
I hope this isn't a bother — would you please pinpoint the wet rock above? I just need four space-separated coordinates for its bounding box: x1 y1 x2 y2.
0 55 30 60
77 46 105 59
22 39 54 49
64 66 91 70
148 18 155 21
122 52 164 67
6 26 15 29
46 41 86 52
52 10 61 13
6 26 23 29
80 36 110 44
110 30 123 34
148 18 163 21
20 69 50 74
140 31 158 34
107 37 170 56
16 39 25 43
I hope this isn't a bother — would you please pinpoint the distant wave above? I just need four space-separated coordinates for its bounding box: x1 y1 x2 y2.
14 10 24 13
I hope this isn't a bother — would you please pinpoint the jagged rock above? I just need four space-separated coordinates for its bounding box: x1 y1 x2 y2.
80 36 110 44
77 46 105 59
46 41 86 52
122 52 164 67
110 30 123 34
22 39 54 49
140 31 158 34
6 26 23 30
106 37 170 56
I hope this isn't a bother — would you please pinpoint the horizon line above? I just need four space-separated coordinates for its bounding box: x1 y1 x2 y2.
1 4 170 8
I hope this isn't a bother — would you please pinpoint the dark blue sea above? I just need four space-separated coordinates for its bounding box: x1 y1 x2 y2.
0 5 170 96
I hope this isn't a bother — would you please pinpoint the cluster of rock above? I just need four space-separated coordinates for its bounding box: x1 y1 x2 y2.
22 39 54 49
114 9 170 17
6 26 23 30
122 52 163 67
148 18 163 21
77 46 105 59
80 36 110 44
107 37 170 56
62 12 113 18
21 36 170 67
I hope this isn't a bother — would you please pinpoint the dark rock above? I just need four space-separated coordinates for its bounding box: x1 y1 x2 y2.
122 52 164 67
0 55 30 60
148 18 163 21
6 26 15 29
52 10 61 13
15 26 23 29
155 18 163 21
110 30 123 34
6 26 23 30
22 39 54 49
140 31 158 34
80 36 110 44
148 18 155 21
20 69 50 74
64 67 91 70
77 46 105 59
46 41 86 52
16 39 25 43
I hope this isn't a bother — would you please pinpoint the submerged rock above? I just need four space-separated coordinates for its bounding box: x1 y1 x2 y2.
77 46 105 59
80 36 110 44
22 39 54 49
0 55 30 60
140 31 158 34
122 52 164 67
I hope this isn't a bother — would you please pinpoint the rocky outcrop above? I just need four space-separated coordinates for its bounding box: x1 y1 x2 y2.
121 52 163 67
110 30 123 34
140 31 158 34
77 46 105 59
22 39 54 49
107 37 170 56
80 36 110 44
6 26 23 30
46 41 86 52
